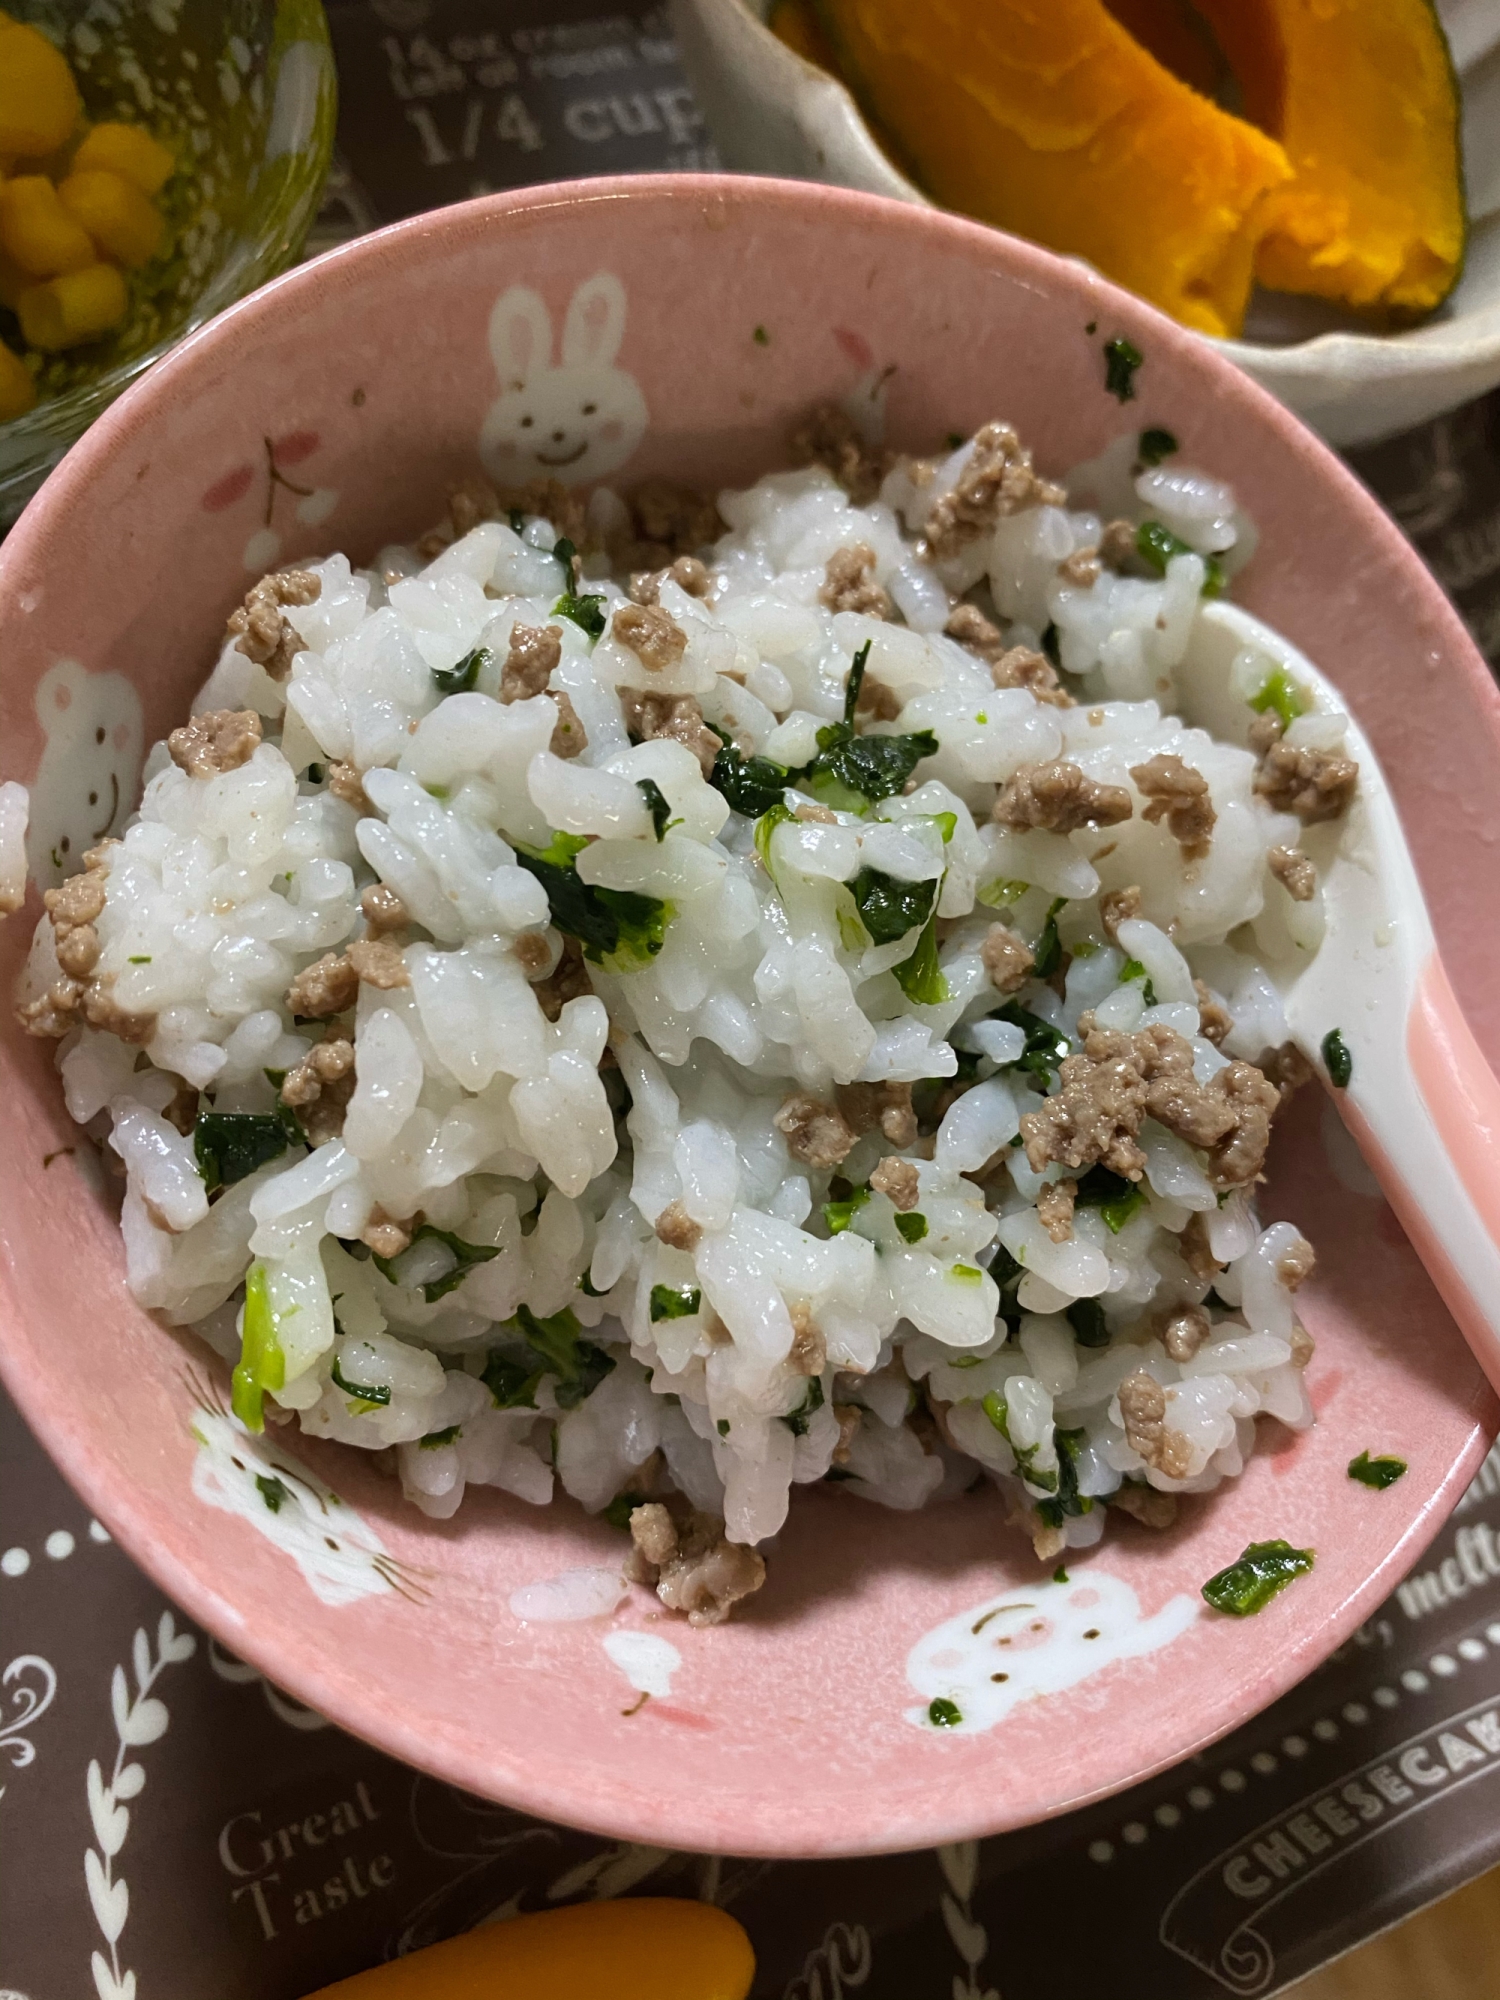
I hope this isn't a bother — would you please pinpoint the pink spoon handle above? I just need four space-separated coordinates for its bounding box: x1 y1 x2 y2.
1356 954 1500 1399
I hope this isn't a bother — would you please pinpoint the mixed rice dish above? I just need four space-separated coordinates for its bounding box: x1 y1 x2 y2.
11 410 1359 1628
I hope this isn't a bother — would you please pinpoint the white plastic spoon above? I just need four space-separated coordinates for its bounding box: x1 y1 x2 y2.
1177 597 1500 1396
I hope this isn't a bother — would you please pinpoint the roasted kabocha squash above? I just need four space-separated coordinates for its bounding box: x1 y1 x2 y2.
807 0 1293 338
1190 0 1464 317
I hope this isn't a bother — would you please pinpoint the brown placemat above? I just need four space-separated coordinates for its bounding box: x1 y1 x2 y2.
7 6 1500 1995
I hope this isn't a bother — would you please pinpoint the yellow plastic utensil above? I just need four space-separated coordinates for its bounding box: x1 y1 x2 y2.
301 1899 756 2000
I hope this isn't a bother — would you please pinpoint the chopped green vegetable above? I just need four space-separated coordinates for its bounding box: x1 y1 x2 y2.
231 1262 285 1432
844 640 871 725
802 721 939 809
995 1001 1070 1086
933 811 958 842
951 1263 983 1283
928 1697 963 1728
1036 1426 1092 1528
515 829 669 971
649 1283 701 1322
551 590 607 640
752 324 770 346
824 1184 870 1234
193 1104 306 1193
895 1211 929 1244
481 1349 543 1409
1138 426 1178 467
1118 957 1158 1006
981 1390 1053 1489
603 1492 640 1528
637 778 675 841
753 799 796 878
372 1222 501 1303
781 1376 825 1436
1135 520 1225 597
552 535 578 579
255 1473 291 1513
432 646 490 696
506 1303 616 1409
1202 1539 1315 1616
1322 1028 1352 1089
577 1269 609 1298
1349 1450 1407 1490
1075 1165 1147 1233
1052 1564 1069 1583
1249 665 1307 732
331 1356 392 1410
1032 895 1068 979
977 877 1028 908
1104 335 1143 402
717 1418 730 1437
849 866 939 946
711 741 788 818
893 913 949 1005
1066 1297 1110 1348
128 954 151 964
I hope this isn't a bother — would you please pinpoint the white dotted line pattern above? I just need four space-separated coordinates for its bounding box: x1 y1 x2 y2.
1 1519 110 1578
1087 1618 1500 1864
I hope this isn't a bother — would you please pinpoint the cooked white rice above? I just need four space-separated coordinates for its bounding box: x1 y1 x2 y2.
19 418 1349 1607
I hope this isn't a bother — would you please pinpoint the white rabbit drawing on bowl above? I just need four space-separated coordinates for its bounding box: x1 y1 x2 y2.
479 270 649 487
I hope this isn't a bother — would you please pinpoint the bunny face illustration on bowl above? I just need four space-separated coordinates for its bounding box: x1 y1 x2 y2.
479 271 648 488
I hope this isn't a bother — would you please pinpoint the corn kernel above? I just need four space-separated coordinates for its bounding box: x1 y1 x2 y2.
0 174 94 277
57 168 163 270
0 23 82 159
72 122 174 197
18 261 127 351
0 337 35 421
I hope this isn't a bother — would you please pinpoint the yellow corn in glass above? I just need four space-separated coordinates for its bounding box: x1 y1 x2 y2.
72 122 175 197
0 175 96 277
57 168 164 270
0 21 82 159
18 261 128 351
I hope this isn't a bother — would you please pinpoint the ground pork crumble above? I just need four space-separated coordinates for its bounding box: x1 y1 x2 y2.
167 708 262 778
227 569 320 682
994 760 1134 835
1249 711 1358 824
1268 843 1317 901
942 606 1073 707
1117 1370 1194 1481
788 402 887 507
619 687 720 776
820 542 891 619
1020 1020 1280 1189
774 1091 856 1170
1130 753 1215 860
922 422 1067 561
981 922 1034 994
625 1502 767 1628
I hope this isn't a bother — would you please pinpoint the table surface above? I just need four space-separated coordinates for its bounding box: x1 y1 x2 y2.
10 5 1500 1995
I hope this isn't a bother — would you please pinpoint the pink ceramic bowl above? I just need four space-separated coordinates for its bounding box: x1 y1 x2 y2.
2 176 1498 1860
